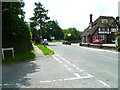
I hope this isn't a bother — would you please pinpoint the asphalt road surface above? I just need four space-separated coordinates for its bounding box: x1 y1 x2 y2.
2 42 119 88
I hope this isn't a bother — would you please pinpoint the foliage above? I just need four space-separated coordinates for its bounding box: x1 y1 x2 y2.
30 2 50 43
43 20 64 41
2 49 35 64
2 2 33 54
37 44 54 55
63 28 82 41
116 35 120 51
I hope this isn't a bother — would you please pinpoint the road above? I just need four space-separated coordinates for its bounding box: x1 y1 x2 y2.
2 42 119 88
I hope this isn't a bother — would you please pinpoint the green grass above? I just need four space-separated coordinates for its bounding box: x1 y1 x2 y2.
2 49 35 64
37 44 54 55
51 40 62 42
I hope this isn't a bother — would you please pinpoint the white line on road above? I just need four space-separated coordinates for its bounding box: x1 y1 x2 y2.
80 70 84 72
66 61 71 64
76 67 80 70
40 81 52 83
73 73 81 78
71 64 76 67
52 80 57 82
63 64 68 67
67 68 72 71
59 61 63 63
56 55 67 61
98 80 111 88
58 79 63 81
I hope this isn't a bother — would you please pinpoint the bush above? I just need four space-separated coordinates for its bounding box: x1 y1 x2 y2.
116 35 120 51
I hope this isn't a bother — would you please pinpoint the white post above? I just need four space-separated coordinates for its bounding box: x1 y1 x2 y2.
2 49 4 59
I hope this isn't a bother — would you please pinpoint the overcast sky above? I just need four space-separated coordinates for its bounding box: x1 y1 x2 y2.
23 0 120 31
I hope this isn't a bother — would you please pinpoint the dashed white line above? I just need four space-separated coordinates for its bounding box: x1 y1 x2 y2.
76 67 80 70
80 70 84 72
52 80 56 82
73 73 81 78
58 79 63 81
59 61 63 63
98 80 111 88
63 64 68 67
40 81 51 83
67 68 72 71
66 61 71 64
57 55 67 61
71 64 76 67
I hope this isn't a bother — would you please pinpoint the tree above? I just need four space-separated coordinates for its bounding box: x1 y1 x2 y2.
2 2 32 54
30 2 50 44
63 28 82 41
43 20 64 41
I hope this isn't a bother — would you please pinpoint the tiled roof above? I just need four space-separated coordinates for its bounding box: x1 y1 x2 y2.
81 16 116 37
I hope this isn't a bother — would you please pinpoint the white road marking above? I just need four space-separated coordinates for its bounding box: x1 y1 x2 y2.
68 68 72 71
1 83 13 86
59 61 63 63
52 80 56 82
98 80 111 88
73 73 81 78
66 61 71 64
80 70 84 72
63 64 68 67
58 79 63 81
87 73 94 77
56 55 67 61
64 77 79 81
40 81 51 83
71 64 76 67
76 67 80 70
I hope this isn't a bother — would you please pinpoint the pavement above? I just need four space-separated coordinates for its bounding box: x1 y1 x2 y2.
33 45 44 57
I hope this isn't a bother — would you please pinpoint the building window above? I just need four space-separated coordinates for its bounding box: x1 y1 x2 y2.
99 28 109 34
99 35 105 40
101 19 108 24
111 28 117 32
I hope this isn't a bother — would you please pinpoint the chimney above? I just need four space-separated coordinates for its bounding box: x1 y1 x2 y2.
116 16 119 21
89 14 93 28
90 14 93 23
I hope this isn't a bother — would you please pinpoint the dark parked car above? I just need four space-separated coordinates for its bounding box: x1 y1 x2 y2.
92 39 103 44
63 41 71 45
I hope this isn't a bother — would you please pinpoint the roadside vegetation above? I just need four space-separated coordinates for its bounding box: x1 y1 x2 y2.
2 2 35 63
37 44 54 55
2 48 35 64
116 35 120 51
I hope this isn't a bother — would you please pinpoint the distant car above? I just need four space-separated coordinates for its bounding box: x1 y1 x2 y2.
63 40 71 45
43 39 48 45
92 39 103 44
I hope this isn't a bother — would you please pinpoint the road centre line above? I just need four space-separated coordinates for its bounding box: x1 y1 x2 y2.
67 68 72 71
56 55 67 61
59 61 63 63
73 73 81 78
98 80 111 88
40 81 51 83
63 64 68 67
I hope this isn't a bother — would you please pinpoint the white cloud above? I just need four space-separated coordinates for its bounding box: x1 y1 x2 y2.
23 0 120 31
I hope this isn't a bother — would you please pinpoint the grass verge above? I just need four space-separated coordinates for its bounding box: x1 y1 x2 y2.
2 49 35 64
37 44 54 55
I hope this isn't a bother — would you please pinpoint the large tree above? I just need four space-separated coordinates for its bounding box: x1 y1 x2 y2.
63 28 82 41
2 2 32 54
30 2 50 44
43 20 64 41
